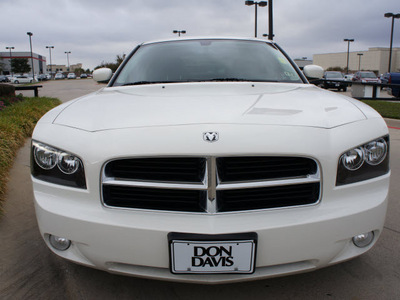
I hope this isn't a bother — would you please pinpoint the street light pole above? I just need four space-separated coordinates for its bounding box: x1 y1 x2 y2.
173 30 186 37
27 32 35 81
5 46 14 76
46 46 54 79
344 38 354 74
245 1 268 38
357 53 363 71
384 13 400 73
268 0 273 40
65 51 71 72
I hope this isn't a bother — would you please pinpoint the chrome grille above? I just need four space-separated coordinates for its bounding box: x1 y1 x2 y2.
101 156 321 213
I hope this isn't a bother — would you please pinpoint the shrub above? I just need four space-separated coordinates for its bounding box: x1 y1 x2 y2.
0 84 15 97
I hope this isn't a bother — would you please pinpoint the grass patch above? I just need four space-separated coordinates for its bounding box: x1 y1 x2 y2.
0 97 61 212
362 100 400 119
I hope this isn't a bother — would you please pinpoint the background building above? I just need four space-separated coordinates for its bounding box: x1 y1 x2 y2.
47 63 83 74
0 51 46 75
313 47 400 74
294 58 313 70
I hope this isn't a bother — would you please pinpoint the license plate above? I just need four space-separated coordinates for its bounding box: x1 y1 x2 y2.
169 233 257 274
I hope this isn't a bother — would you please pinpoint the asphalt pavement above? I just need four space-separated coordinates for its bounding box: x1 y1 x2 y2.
1 81 399 299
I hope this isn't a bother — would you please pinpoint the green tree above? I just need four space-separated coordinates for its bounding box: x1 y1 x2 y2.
11 58 31 74
327 66 346 72
95 54 126 72
73 68 85 76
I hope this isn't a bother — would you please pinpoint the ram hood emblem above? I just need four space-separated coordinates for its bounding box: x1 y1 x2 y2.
203 132 219 142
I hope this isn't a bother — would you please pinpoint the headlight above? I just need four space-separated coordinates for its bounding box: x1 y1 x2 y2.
341 147 365 171
31 141 86 189
336 136 389 185
336 136 389 186
364 138 387 166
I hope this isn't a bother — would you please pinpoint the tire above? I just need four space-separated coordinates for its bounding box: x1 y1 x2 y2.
14 80 19 84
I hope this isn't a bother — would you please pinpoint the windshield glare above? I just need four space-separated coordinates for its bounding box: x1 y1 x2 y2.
113 40 303 86
361 72 377 79
326 72 343 79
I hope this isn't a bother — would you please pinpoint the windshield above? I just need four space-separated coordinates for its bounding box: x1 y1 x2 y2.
112 39 303 86
361 72 377 79
326 72 343 79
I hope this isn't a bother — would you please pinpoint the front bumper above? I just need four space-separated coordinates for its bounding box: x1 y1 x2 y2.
33 172 389 284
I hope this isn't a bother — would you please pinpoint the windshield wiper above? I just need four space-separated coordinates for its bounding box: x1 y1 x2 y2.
121 79 279 86
122 81 175 86
205 78 279 82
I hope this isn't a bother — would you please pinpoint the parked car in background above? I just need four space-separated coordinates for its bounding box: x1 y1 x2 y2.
379 73 390 85
321 71 347 91
67 73 77 79
46 74 52 80
80 73 88 79
352 71 381 83
37 74 48 81
55 73 64 80
32 37 390 284
0 75 10 82
387 72 400 98
11 75 33 84
344 74 354 81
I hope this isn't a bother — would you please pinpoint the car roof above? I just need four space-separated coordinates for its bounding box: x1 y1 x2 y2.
141 36 275 46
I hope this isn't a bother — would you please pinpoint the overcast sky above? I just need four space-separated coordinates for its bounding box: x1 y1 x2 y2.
1 0 399 71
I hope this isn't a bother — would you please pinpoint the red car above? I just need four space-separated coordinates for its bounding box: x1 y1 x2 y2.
352 71 381 83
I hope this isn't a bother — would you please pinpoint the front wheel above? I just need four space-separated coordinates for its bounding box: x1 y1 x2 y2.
14 80 19 84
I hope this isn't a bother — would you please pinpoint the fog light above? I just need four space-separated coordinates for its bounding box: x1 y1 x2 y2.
49 235 71 251
352 232 374 248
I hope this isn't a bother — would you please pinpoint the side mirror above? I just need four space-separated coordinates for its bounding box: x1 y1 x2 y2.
93 68 113 83
303 65 324 80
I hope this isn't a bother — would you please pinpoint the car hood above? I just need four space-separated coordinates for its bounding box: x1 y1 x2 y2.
53 82 367 132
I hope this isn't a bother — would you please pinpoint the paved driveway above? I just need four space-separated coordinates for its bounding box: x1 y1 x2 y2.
1 81 399 299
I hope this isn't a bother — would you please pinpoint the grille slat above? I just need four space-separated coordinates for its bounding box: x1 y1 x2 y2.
102 156 320 213
103 185 207 212
217 183 320 212
105 157 206 183
217 157 317 182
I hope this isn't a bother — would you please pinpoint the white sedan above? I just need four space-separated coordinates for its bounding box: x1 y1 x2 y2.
12 75 33 84
31 37 390 284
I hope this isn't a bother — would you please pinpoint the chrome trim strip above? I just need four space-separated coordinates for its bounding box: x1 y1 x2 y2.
207 157 217 201
102 178 207 190
216 176 320 190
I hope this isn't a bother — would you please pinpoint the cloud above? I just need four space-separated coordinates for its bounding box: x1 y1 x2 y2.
1 0 398 70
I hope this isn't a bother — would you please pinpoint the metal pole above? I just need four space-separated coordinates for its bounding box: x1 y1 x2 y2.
46 46 54 79
344 39 354 74
254 3 258 37
346 41 350 74
27 32 35 81
388 16 395 73
358 53 363 71
65 51 71 72
268 0 273 40
49 48 52 78
6 47 14 76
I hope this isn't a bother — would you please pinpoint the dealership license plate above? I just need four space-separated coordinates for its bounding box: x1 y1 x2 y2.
170 239 256 274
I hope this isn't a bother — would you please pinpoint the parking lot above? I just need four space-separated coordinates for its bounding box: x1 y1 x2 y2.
1 80 399 299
